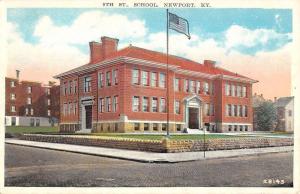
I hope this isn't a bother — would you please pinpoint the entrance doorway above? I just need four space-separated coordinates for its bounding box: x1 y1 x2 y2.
188 107 199 129
85 105 92 129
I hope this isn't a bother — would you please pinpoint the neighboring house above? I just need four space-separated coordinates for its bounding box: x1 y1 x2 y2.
54 36 257 133
274 96 294 132
252 93 271 131
5 73 60 127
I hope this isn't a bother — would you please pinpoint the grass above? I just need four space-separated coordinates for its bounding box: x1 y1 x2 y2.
6 126 59 134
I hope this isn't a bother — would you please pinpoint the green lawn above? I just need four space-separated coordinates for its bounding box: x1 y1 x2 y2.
6 126 59 134
83 133 244 140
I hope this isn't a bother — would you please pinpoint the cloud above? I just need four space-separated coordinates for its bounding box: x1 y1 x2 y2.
33 11 147 46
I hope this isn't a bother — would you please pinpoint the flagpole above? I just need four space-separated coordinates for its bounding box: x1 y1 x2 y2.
166 9 170 137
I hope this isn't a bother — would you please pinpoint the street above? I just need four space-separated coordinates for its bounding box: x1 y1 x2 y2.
5 144 293 187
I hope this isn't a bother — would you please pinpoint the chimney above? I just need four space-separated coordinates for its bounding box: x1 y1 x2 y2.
16 70 20 80
101 36 119 58
203 60 216 68
89 41 103 64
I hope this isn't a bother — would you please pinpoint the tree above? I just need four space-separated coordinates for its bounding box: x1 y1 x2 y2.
254 101 277 131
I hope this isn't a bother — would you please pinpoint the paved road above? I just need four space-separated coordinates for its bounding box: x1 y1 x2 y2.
5 144 293 187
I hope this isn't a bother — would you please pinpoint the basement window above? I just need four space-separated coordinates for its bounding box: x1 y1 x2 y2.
134 123 140 131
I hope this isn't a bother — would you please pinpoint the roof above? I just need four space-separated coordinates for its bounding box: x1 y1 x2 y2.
275 96 294 107
55 45 256 82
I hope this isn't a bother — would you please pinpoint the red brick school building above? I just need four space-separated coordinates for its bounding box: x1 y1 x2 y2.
54 36 257 133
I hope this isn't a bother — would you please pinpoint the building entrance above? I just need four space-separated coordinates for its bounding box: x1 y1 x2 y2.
85 105 92 129
188 107 199 129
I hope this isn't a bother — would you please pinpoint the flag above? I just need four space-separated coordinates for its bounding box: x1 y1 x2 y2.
168 12 191 39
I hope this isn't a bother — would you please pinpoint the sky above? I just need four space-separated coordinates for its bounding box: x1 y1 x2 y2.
6 8 292 100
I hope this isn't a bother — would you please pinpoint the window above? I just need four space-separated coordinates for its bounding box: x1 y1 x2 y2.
63 103 67 116
239 105 243 117
176 124 181 131
46 88 50 95
11 81 15 87
175 100 180 114
196 81 201 94
152 97 158 112
134 123 140 131
63 82 67 95
84 76 92 92
159 73 166 88
162 123 167 131
112 69 118 85
203 82 209 94
288 110 292 117
151 72 157 87
228 125 232 131
106 71 111 86
99 98 104 112
205 103 210 116
68 102 72 115
47 110 51 116
27 86 32 94
74 80 77 94
153 123 158 131
142 97 149 112
106 97 111 112
237 86 241 97
160 98 166 113
30 118 34 126
242 86 247 97
231 85 236 96
144 123 149 131
69 80 73 94
27 97 32 105
11 93 16 100
98 72 104 88
174 78 179 91
142 71 149 86
132 69 139 85
47 99 51 106
30 108 34 115
25 108 29 115
234 125 237 131
184 79 189 92
245 106 248 117
234 105 237 117
113 96 118 112
228 104 232 116
245 125 248 131
225 83 230 96
189 80 195 93
74 102 77 115
210 104 214 116
132 96 140 112
239 125 243 131
11 106 16 112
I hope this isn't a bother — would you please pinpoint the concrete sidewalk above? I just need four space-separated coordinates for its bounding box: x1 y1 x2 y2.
5 139 293 163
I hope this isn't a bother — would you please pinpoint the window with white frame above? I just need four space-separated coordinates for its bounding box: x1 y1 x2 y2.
11 106 16 112
142 71 149 86
242 86 247 97
27 97 32 105
231 85 236 96
245 106 248 117
106 71 111 86
74 102 77 115
27 86 32 94
142 97 149 112
63 82 67 95
237 86 241 97
98 72 104 88
132 69 139 85
11 81 15 87
106 97 111 112
234 105 237 117
205 103 209 116
239 105 243 117
229 104 233 116
152 97 158 112
69 102 73 115
30 108 34 115
132 96 140 112
226 104 229 116
237 105 240 117
11 93 16 100
151 72 157 87
47 99 51 106
113 95 118 112
159 73 166 88
73 80 77 94
189 80 195 93
203 82 209 94
184 79 189 92
25 108 29 115
46 88 50 95
47 109 51 116
175 100 180 114
113 69 118 85
174 78 179 91
84 76 92 92
225 83 230 96
210 103 214 116
160 98 166 113
99 98 104 113
69 80 73 94
196 81 201 94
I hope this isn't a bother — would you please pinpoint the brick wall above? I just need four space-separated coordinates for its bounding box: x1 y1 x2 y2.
20 134 293 153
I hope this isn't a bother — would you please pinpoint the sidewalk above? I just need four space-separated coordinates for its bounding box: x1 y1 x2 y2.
5 138 293 163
